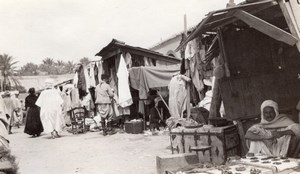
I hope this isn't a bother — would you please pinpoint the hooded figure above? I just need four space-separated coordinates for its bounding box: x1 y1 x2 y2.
245 100 300 157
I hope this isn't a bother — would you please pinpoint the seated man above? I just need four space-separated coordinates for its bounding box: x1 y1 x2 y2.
245 100 300 157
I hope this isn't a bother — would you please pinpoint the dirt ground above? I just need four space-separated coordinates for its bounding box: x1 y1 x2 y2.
8 126 171 174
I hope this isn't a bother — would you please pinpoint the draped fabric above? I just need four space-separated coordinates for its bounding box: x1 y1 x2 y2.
117 55 133 108
77 68 87 99
94 63 99 85
129 64 180 99
168 75 190 118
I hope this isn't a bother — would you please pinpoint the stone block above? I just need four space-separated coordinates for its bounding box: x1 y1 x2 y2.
156 153 199 174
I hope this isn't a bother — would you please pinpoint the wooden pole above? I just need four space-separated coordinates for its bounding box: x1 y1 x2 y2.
183 14 191 119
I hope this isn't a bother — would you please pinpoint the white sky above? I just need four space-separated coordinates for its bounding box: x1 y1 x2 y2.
0 0 243 67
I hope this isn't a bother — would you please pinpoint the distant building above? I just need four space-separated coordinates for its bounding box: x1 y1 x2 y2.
149 33 183 58
14 74 75 91
149 27 196 58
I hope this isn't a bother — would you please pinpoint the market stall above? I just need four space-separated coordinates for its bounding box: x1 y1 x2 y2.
95 39 181 131
158 0 300 173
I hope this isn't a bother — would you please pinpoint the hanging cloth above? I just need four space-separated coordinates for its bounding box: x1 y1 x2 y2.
77 66 87 99
190 53 204 93
94 63 99 85
117 54 133 108
168 75 190 118
185 39 198 60
125 52 132 68
98 62 103 83
89 63 96 88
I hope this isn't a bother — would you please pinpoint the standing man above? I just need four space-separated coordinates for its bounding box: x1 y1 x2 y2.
36 79 64 139
95 74 114 136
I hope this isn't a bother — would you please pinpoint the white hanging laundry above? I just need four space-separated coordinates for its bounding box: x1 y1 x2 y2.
117 54 133 108
185 39 198 60
125 52 132 68
89 63 96 88
83 66 90 90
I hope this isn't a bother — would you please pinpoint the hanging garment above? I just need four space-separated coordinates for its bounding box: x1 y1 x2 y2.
117 54 133 108
97 62 103 84
36 88 64 133
168 75 190 118
94 63 99 85
77 67 87 99
144 57 154 66
190 53 204 93
89 63 96 88
125 52 132 68
185 39 198 59
83 66 91 90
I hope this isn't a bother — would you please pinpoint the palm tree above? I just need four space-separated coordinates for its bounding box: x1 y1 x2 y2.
42 58 55 66
40 58 55 74
0 54 20 91
19 62 39 75
64 61 75 74
55 60 65 75
79 57 90 66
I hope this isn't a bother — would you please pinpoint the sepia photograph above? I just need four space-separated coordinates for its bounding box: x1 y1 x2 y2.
0 0 300 173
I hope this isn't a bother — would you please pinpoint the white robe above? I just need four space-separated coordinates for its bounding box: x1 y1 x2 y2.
168 75 189 118
36 88 64 133
0 96 8 142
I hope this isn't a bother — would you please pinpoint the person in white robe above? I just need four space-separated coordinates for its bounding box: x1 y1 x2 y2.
168 74 191 118
36 79 64 139
0 95 9 147
2 91 17 134
245 100 300 157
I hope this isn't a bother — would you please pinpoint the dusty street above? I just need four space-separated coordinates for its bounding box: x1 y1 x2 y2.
8 126 171 174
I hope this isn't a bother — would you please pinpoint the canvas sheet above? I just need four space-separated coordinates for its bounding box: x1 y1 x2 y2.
129 64 180 99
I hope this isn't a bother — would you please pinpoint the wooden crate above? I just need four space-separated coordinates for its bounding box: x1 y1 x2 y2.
125 121 144 134
169 125 240 165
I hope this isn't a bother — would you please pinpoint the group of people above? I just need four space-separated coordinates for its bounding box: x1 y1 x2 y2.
22 79 64 139
1 91 22 134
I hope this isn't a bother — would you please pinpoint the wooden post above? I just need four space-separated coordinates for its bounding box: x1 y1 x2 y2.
233 120 248 156
186 60 191 119
183 14 191 119
209 77 222 119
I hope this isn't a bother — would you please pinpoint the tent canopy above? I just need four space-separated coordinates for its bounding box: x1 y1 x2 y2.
129 64 180 99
